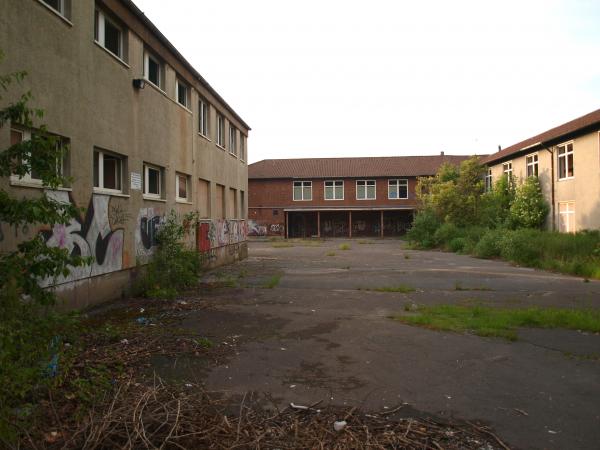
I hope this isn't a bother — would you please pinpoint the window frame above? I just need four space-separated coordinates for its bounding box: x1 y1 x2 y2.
525 153 538 178
216 113 225 148
558 201 575 233
557 141 574 180
356 180 376 200
324 180 344 201
198 98 209 137
229 125 237 156
94 148 125 194
240 134 246 162
40 0 69 19
143 162 163 199
94 9 124 61
144 50 162 89
485 168 493 192
502 161 513 183
175 172 190 202
175 79 190 109
293 181 312 201
388 178 408 200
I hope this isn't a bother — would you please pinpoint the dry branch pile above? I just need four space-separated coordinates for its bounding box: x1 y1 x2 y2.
41 380 507 450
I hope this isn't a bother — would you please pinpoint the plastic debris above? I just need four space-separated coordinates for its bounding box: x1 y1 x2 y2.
289 385 296 388
185 383 193 388
290 403 309 410
120 339 129 345
140 308 145 313
47 354 59 378
136 317 150 325
334 420 347 432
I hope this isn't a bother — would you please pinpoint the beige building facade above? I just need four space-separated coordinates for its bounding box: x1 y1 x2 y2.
484 109 600 232
0 0 250 308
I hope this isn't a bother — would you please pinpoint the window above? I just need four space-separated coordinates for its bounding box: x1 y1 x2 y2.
10 128 68 186
95 9 124 60
324 180 344 200
94 149 124 193
176 79 189 108
558 201 575 233
485 168 493 192
558 142 574 179
526 153 538 177
216 113 225 147
143 163 163 198
176 173 190 202
502 161 513 184
41 0 69 18
293 181 312 201
144 51 162 88
240 135 246 161
356 180 376 200
198 99 209 137
229 125 237 156
388 179 408 199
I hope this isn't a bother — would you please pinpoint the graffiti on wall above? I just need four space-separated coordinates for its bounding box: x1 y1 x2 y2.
247 220 284 236
135 207 165 260
197 219 247 252
40 191 124 285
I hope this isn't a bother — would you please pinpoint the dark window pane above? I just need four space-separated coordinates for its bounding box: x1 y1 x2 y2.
567 153 574 177
104 20 121 56
103 156 119 190
93 151 99 187
178 84 187 106
178 175 187 198
148 168 160 194
42 0 61 12
148 57 160 85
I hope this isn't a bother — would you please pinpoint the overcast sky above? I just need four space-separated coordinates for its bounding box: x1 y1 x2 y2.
135 0 600 163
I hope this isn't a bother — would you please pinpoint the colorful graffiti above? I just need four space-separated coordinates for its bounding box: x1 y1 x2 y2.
135 207 165 260
40 191 124 285
248 220 267 237
197 219 247 251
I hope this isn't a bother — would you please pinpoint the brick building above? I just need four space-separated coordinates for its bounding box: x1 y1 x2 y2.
248 155 469 238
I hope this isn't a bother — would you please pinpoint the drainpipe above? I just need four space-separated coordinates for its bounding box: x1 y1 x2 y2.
542 142 555 231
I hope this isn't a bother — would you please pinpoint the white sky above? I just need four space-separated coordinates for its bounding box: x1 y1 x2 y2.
134 0 600 163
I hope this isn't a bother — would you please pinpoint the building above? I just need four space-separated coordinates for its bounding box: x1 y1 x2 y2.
0 0 250 308
483 108 600 232
248 154 469 238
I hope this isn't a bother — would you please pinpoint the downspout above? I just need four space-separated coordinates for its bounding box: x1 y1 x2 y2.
542 142 555 231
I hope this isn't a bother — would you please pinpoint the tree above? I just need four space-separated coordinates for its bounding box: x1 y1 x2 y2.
510 176 549 229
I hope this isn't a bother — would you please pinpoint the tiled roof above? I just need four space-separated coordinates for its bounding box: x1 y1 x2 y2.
249 155 472 179
484 108 600 164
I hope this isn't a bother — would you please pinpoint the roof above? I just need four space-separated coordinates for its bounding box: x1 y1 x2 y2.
484 108 600 164
249 155 472 179
120 0 250 131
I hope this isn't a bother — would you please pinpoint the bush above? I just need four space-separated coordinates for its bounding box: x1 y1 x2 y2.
510 177 549 229
448 237 468 253
473 228 504 258
498 229 542 266
135 211 201 298
406 209 441 248
434 222 461 248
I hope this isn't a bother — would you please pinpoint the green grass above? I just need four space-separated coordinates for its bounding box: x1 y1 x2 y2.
339 243 351 250
272 242 294 248
393 304 600 341
361 284 415 294
290 239 323 247
358 240 374 244
326 251 336 256
262 274 282 289
453 281 493 291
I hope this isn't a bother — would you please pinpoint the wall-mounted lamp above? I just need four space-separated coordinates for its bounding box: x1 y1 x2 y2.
132 78 146 89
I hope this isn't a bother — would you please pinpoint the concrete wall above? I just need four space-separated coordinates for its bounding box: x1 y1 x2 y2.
0 0 249 309
488 131 600 232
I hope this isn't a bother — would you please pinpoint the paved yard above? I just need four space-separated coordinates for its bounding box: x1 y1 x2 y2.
154 239 600 450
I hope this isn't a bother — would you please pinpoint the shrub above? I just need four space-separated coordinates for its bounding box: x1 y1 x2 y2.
473 228 504 258
498 229 542 266
406 209 441 248
434 222 461 248
510 176 549 229
448 237 468 253
135 211 201 298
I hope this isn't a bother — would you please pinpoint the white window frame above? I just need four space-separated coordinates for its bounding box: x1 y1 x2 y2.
558 201 575 233
485 168 493 192
229 125 237 156
557 141 574 180
388 179 408 199
324 180 344 200
176 172 190 202
356 180 376 200
525 153 538 178
240 134 246 161
502 161 513 184
94 149 124 194
41 0 65 16
293 181 312 201
95 9 123 60
143 163 163 199
144 50 162 89
216 113 225 148
198 99 209 137
176 79 189 108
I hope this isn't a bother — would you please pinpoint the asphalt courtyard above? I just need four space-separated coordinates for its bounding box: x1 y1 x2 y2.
155 239 600 450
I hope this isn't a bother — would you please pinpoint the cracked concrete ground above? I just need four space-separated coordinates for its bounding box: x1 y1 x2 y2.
153 239 600 450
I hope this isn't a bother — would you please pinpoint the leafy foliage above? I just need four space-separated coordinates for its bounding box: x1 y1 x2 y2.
509 176 549 228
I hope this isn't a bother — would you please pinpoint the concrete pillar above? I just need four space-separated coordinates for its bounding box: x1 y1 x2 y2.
380 210 384 238
349 211 352 238
317 211 321 238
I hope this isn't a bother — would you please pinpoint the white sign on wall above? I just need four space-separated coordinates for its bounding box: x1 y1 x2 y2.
130 172 142 191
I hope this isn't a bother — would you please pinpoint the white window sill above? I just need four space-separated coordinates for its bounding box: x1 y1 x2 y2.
216 144 226 151
176 199 193 205
356 198 377 201
176 102 193 114
143 195 166 202
324 198 344 201
388 197 409 200
145 79 167 95
93 188 130 198
558 177 574 182
292 199 313 202
198 133 212 142
10 179 72 191
94 41 130 68
229 152 238 158
36 0 73 26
